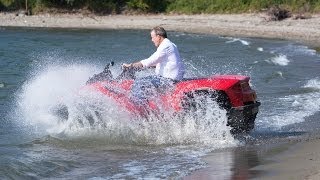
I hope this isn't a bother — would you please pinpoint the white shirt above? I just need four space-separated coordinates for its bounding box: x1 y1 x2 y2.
140 38 185 81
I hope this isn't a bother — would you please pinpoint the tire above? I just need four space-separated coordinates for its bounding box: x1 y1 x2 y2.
181 90 232 126
51 104 69 121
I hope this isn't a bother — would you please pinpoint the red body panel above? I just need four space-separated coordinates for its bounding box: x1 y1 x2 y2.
82 75 257 115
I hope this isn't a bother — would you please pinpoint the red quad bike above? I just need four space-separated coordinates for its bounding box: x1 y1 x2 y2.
56 62 261 134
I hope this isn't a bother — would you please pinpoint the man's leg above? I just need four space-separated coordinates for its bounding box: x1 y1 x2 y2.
131 76 174 106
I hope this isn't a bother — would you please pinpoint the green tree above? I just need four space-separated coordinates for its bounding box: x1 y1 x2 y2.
0 0 14 7
87 0 118 14
126 0 169 13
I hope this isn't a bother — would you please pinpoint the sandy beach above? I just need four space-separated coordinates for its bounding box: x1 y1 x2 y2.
254 136 320 180
1 12 320 179
1 12 320 48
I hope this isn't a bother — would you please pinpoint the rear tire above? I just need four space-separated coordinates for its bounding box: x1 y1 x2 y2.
181 90 231 126
51 104 69 121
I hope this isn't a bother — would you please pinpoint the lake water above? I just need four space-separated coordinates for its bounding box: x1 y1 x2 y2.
1 27 319 179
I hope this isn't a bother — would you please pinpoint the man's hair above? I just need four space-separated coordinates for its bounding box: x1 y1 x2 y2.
151 26 167 38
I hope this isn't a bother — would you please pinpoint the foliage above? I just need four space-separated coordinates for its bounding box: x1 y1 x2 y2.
167 0 320 14
87 0 118 14
38 0 87 9
166 0 210 14
126 0 169 13
0 0 14 7
1 0 320 14
0 0 16 10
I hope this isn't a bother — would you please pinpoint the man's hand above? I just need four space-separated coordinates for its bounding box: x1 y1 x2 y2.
122 63 132 69
122 62 143 70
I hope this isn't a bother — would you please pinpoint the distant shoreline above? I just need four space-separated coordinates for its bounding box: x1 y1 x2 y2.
1 13 320 49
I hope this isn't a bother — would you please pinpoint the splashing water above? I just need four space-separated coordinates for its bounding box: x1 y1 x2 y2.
15 63 237 147
61 89 236 146
16 64 95 131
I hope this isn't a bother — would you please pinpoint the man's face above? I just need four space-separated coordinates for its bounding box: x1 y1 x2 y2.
150 31 161 47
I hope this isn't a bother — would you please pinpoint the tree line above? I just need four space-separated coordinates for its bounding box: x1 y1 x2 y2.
1 0 320 14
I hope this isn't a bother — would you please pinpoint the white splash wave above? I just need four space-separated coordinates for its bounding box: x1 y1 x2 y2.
16 64 98 133
257 47 264 51
266 54 290 66
256 78 320 130
270 44 318 56
304 78 320 90
225 38 250 46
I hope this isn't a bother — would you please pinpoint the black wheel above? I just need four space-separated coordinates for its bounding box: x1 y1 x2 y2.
71 102 106 128
228 111 257 134
181 90 232 126
51 104 69 121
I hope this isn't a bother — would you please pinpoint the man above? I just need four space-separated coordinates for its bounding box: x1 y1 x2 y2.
122 26 185 106
122 26 184 80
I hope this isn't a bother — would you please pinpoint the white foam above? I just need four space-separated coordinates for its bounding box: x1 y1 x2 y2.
270 44 318 56
304 78 320 90
112 143 237 179
285 44 317 56
256 78 320 130
225 37 250 46
257 47 264 51
266 54 290 66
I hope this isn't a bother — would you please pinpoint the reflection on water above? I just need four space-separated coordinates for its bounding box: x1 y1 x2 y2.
185 146 261 179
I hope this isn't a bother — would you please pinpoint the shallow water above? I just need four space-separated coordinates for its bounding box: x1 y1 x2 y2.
1 27 320 179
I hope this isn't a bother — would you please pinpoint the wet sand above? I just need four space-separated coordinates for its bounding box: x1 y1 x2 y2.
254 112 320 180
254 138 320 180
1 12 320 179
185 138 320 180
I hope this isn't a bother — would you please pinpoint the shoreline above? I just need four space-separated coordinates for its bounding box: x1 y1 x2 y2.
1 13 320 48
184 137 320 180
254 137 320 180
